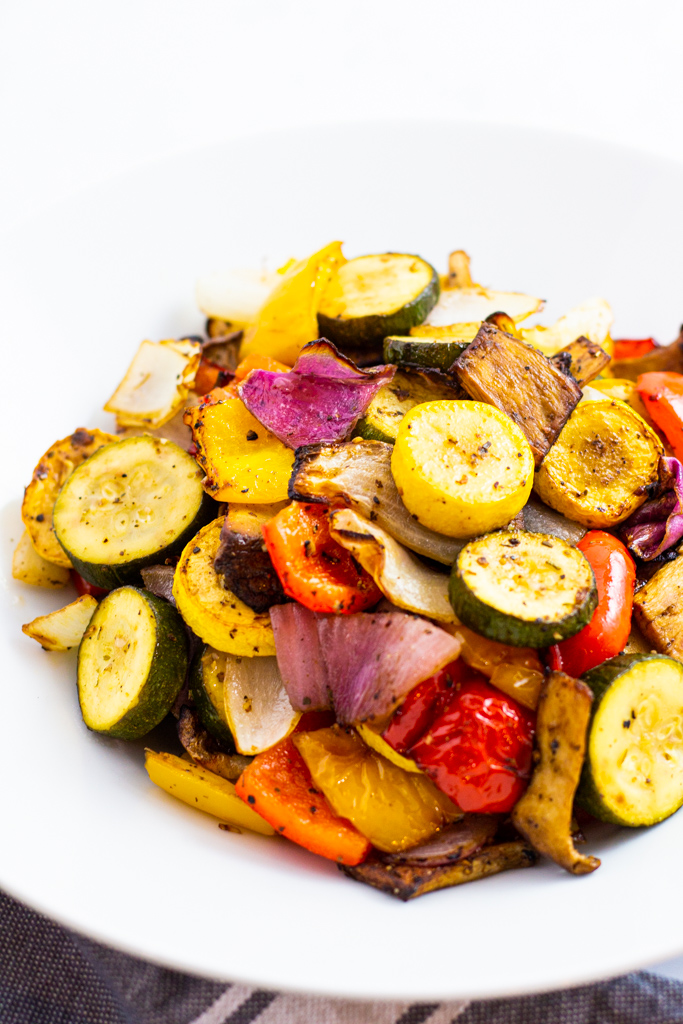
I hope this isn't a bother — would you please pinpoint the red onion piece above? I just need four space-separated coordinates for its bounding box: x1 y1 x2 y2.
238 339 395 449
318 612 461 724
271 605 461 724
141 565 176 605
270 603 331 711
382 815 499 867
621 456 683 560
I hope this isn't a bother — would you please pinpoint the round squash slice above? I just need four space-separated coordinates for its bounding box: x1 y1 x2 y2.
173 518 275 656
391 400 534 538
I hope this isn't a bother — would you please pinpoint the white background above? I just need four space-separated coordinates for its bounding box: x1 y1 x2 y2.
3 0 683 986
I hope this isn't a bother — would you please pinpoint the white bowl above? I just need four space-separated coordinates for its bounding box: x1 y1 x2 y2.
2 121 683 1002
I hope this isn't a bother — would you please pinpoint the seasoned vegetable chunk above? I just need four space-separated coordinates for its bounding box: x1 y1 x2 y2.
550 336 610 386
454 323 581 464
512 671 600 874
213 502 287 612
534 399 662 528
634 556 683 660
391 400 534 538
22 427 118 568
340 841 537 900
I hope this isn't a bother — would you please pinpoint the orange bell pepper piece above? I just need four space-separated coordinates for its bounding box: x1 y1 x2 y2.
233 352 292 381
235 737 370 865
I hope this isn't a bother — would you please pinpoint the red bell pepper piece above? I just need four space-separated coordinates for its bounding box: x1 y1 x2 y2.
547 531 635 678
382 659 485 754
262 503 381 614
637 372 683 460
613 338 657 361
70 570 109 599
408 678 535 814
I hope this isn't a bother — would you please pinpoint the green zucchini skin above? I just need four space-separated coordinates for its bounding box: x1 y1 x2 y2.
54 436 216 589
449 531 597 647
355 368 462 444
66 495 214 590
383 336 469 371
317 254 440 364
189 645 235 748
577 653 683 826
77 587 188 740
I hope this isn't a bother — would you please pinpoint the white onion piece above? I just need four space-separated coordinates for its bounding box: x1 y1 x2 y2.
426 287 543 327
521 297 613 357
104 338 201 429
329 508 457 623
222 653 300 755
290 440 463 565
522 495 586 545
195 267 278 323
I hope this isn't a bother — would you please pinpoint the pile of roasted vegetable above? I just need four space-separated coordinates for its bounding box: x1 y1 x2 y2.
16 244 683 899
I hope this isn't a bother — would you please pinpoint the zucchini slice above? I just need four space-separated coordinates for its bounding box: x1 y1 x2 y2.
449 531 597 647
189 645 235 747
383 335 470 372
53 435 213 589
356 369 462 444
78 586 188 739
577 653 683 826
317 254 440 363
173 517 276 656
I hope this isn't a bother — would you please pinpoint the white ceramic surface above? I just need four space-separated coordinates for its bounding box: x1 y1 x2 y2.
1 121 683 1002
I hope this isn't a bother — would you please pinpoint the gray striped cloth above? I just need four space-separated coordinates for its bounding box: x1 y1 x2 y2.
3 891 683 1024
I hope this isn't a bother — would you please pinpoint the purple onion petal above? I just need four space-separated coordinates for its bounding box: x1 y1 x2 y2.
621 456 683 560
238 339 395 449
318 612 461 724
270 603 331 711
382 815 499 866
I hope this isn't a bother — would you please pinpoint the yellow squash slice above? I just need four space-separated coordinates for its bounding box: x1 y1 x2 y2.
12 531 70 588
145 750 274 835
173 518 275 656
534 399 662 528
22 595 98 651
391 400 534 538
22 427 119 567
187 398 294 504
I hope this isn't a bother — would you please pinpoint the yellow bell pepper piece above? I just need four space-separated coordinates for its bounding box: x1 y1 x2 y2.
447 624 544 710
294 726 460 853
239 241 346 365
144 749 275 836
188 397 294 503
